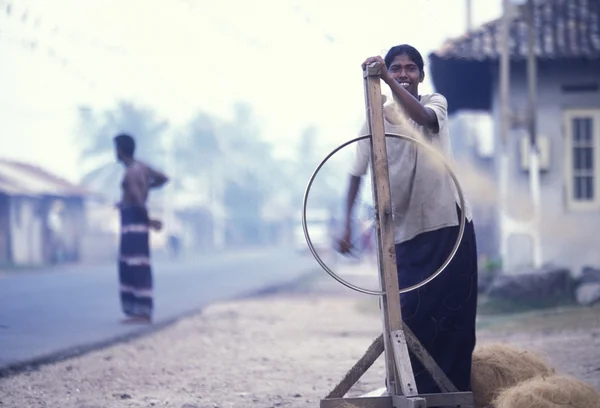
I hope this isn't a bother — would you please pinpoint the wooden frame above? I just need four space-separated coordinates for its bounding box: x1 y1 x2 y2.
319 64 474 408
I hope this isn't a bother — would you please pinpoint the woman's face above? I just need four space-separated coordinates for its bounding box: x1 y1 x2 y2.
387 53 423 97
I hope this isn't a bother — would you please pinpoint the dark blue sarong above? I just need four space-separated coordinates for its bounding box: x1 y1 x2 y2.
395 206 478 394
119 206 153 318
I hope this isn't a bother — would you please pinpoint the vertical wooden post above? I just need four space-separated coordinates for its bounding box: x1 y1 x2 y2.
363 63 417 397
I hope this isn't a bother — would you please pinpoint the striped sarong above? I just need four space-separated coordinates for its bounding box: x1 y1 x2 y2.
118 206 153 318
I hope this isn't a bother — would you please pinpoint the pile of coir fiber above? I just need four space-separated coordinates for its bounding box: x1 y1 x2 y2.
493 375 600 408
471 343 600 408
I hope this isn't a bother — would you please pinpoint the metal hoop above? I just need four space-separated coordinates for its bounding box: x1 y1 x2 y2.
302 133 466 296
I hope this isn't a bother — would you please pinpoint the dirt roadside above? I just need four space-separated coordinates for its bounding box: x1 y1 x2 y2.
1 260 599 408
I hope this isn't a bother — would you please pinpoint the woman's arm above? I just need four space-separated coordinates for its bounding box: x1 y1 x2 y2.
383 78 440 132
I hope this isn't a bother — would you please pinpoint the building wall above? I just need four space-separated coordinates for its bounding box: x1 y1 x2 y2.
0 194 10 263
491 59 600 273
10 197 44 266
62 198 86 262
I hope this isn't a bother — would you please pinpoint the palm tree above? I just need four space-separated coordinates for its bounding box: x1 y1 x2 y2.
76 101 169 202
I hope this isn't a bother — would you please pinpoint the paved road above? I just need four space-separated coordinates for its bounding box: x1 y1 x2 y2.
0 247 319 373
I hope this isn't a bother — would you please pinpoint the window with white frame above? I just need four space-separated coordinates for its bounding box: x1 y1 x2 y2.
564 109 600 210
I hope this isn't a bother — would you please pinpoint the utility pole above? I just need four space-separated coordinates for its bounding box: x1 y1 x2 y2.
466 0 473 32
499 0 543 270
498 0 511 265
525 0 543 267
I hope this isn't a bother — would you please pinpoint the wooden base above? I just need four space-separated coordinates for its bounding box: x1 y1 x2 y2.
321 392 474 408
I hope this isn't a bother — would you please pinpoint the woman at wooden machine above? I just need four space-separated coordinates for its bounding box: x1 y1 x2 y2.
338 44 479 394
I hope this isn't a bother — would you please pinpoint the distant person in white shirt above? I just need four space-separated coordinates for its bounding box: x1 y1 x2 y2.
47 200 65 264
338 44 479 394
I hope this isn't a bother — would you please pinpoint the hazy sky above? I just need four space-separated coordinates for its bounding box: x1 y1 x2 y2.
0 0 502 183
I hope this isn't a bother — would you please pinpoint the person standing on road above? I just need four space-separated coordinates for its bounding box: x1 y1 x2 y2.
114 133 169 324
338 44 479 394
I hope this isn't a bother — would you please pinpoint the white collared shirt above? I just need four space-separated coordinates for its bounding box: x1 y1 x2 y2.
349 93 473 244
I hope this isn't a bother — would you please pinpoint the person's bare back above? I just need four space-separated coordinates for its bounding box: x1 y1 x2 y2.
121 162 147 205
121 159 168 202
119 160 169 230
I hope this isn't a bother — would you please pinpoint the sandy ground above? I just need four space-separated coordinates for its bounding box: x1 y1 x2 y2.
1 260 600 408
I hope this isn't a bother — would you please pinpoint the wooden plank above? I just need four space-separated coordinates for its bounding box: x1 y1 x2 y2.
363 64 398 395
363 62 417 397
327 335 385 398
390 330 418 396
393 396 427 408
393 392 473 407
321 392 473 408
376 239 397 394
321 396 393 408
